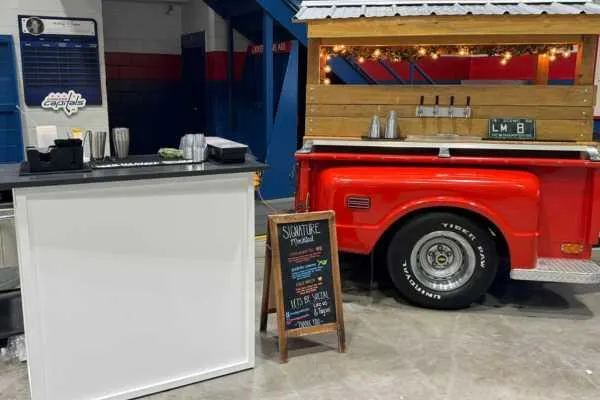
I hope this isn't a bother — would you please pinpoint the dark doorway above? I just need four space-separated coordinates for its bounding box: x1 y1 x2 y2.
181 32 207 134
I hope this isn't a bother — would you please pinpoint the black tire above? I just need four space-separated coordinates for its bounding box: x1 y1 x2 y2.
386 212 498 309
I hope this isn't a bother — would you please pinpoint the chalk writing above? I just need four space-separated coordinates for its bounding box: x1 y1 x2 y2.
278 219 337 330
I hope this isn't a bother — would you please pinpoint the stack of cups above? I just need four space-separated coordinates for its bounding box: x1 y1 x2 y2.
111 127 130 159
181 134 208 162
89 131 107 161
192 134 207 162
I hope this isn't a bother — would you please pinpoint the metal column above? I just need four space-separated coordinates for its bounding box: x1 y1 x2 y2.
263 12 274 147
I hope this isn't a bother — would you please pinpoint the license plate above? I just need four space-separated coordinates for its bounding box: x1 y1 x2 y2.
488 118 536 140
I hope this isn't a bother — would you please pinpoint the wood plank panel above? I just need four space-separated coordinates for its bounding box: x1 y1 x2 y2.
307 15 600 38
306 38 322 85
307 85 596 107
305 116 593 142
576 35 599 85
307 104 593 120
320 35 585 47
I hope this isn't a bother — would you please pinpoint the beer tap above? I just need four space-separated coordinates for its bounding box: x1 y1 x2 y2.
417 96 424 118
465 96 472 119
433 95 440 117
448 96 455 119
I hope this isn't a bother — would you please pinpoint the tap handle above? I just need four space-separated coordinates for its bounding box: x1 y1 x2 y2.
419 96 424 106
466 96 471 107
450 96 455 106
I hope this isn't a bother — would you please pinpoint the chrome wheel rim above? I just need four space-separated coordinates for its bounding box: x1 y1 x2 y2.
409 231 476 292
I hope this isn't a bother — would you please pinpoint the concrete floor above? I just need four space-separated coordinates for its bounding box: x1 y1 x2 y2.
1 240 600 399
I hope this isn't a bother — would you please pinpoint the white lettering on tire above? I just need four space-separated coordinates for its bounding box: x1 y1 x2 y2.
441 222 487 269
441 222 477 242
403 263 442 300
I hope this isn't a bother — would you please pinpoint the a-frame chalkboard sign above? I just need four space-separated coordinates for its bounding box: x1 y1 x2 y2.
260 211 346 362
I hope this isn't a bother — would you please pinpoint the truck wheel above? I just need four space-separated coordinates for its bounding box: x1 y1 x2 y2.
386 212 498 309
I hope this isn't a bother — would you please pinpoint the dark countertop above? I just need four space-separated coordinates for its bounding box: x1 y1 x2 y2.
0 159 266 191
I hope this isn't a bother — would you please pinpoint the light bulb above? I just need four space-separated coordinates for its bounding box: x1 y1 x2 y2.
333 45 340 52
500 58 508 66
458 48 468 56
418 47 427 56
550 47 557 54
373 48 382 58
504 51 512 60
563 50 571 58
549 54 557 62
326 54 332 61
340 45 346 50
393 57 401 63
358 56 366 63
323 78 331 85
431 52 439 60
324 65 332 73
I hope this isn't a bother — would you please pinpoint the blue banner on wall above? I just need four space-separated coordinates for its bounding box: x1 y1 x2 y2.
18 15 102 107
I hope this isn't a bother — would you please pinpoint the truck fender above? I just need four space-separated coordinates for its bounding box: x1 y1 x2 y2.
375 197 513 255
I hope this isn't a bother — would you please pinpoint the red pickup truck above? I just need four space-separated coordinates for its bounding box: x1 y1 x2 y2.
295 139 600 309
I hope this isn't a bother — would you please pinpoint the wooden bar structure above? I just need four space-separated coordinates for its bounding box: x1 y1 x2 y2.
296 1 600 143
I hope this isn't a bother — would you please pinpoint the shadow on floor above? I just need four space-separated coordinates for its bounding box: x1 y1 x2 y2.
338 251 600 320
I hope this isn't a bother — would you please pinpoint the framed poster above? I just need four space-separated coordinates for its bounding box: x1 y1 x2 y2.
18 16 102 107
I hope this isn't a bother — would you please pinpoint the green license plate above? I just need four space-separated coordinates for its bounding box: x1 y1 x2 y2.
488 118 536 140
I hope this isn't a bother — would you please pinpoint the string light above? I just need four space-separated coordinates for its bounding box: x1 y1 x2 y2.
324 65 332 73
323 44 576 66
323 78 331 85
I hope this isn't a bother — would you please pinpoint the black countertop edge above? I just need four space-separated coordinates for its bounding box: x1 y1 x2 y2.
0 160 267 191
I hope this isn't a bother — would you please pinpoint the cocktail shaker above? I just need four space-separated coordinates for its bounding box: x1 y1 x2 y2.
384 111 398 139
111 127 130 159
368 116 381 139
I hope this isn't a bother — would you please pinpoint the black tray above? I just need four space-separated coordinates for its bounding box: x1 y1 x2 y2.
20 162 91 176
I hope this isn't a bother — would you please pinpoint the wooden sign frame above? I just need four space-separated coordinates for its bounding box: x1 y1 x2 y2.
260 211 346 362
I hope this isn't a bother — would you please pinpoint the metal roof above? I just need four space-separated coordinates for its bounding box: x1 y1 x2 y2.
295 0 600 20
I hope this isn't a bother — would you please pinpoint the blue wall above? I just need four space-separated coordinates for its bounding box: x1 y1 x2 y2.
0 36 24 163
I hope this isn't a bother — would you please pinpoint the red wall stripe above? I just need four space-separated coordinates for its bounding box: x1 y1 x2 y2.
105 53 181 81
206 51 246 81
105 51 247 81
